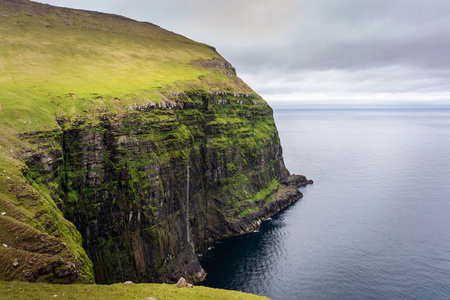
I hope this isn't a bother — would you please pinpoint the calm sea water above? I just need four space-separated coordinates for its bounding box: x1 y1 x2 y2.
199 109 450 300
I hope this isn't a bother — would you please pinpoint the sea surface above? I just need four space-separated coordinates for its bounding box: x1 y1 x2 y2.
199 109 450 300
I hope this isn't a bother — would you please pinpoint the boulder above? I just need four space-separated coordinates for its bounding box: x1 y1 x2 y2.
176 277 187 288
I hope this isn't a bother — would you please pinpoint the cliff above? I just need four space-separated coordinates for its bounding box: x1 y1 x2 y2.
0 0 312 284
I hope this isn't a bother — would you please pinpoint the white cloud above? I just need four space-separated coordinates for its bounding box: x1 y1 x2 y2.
241 65 450 106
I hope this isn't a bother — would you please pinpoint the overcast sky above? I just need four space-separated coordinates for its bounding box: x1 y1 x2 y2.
36 0 450 107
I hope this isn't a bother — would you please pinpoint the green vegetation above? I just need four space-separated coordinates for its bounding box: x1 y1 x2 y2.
0 281 269 300
251 178 280 203
0 0 288 287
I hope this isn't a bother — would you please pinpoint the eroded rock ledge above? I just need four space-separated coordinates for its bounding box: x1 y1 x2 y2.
229 175 313 236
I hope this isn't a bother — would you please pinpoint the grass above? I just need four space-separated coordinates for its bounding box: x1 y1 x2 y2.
0 1 254 133
250 178 280 203
0 281 269 300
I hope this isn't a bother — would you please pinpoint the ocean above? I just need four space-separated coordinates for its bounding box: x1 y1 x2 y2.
199 109 450 300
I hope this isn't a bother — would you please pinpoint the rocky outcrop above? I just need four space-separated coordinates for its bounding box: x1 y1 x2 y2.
228 175 312 236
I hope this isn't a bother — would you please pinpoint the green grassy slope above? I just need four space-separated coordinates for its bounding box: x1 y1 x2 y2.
0 280 270 300
0 0 253 133
0 0 261 284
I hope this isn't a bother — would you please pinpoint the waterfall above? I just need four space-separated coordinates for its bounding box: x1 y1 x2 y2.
186 164 190 244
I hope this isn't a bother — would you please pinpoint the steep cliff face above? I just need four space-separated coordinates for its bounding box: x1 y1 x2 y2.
0 0 311 284
23 91 311 283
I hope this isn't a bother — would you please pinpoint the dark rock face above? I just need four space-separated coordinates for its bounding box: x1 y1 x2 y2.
24 91 311 284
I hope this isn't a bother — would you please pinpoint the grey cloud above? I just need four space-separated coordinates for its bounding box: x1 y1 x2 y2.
178 0 297 41
226 0 450 73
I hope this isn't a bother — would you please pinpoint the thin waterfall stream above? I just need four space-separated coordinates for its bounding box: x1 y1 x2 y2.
186 164 190 244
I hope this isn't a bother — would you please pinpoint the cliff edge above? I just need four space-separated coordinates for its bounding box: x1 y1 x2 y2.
0 0 311 284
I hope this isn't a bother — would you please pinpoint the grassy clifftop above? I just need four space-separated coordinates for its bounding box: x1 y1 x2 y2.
0 0 255 132
0 0 258 179
0 0 297 291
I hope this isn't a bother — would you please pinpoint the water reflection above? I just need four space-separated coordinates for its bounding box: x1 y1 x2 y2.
200 210 288 293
